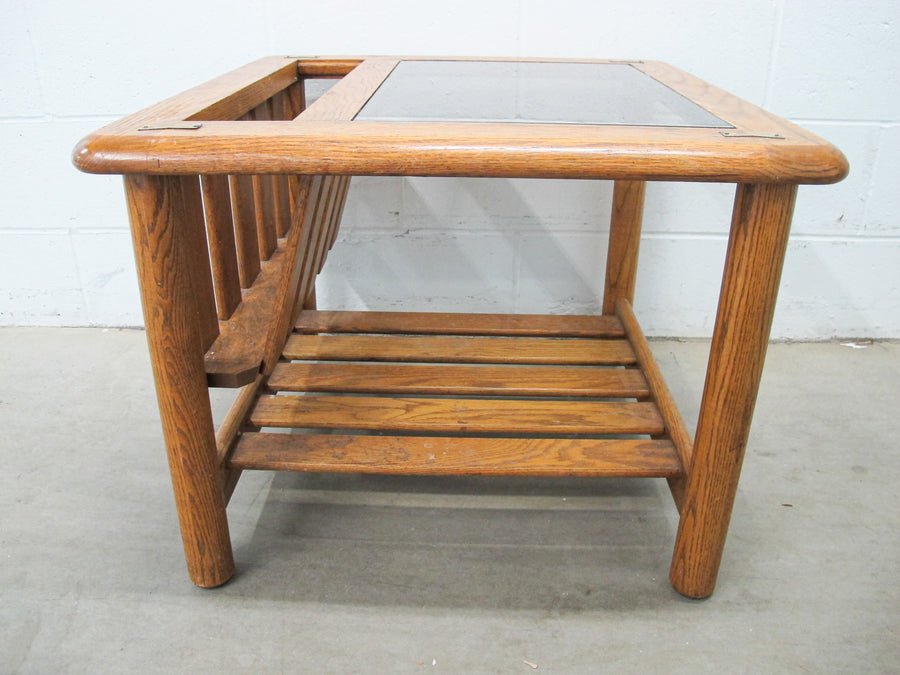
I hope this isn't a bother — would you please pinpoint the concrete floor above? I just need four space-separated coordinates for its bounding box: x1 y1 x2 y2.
1 327 897 673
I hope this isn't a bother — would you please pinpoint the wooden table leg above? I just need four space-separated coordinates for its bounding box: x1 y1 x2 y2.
124 174 235 588
669 182 797 598
602 180 646 315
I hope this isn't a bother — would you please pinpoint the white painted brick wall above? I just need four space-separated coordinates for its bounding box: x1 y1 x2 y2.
2 0 897 337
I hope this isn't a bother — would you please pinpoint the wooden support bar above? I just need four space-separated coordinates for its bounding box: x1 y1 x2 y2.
215 373 264 504
603 180 646 315
617 298 692 510
267 361 650 398
229 433 682 478
251 395 665 436
295 310 626 338
283 333 637 365
299 57 398 121
200 175 242 320
670 182 798 599
185 58 300 122
260 175 320 374
204 246 286 387
294 59 361 78
124 174 233 588
178 175 219 352
228 173 260 287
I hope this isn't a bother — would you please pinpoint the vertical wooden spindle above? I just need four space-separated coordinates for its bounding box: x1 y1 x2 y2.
200 175 242 319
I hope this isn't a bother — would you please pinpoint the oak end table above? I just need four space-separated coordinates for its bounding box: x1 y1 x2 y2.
73 56 848 598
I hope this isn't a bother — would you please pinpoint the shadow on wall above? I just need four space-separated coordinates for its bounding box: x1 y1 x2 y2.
317 176 616 314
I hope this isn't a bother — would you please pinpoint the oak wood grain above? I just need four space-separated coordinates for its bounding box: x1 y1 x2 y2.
603 180 645 315
124 174 233 587
267 361 650 398
228 173 260 287
283 334 636 365
229 433 681 477
251 395 665 435
295 310 626 337
617 298 693 510
72 57 848 183
670 182 797 599
178 175 219 352
200 174 242 320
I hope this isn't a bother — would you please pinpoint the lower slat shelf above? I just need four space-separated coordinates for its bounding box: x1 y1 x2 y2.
224 309 690 480
228 433 682 477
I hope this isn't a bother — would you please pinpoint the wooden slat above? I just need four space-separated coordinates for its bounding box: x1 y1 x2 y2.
251 396 664 435
296 310 626 337
268 362 649 398
200 174 242 319
229 433 682 477
290 176 334 320
289 175 329 324
282 83 306 227
309 176 339 277
228 173 260 287
292 310 624 338
330 177 350 250
250 101 278 259
283 334 636 365
178 175 219 351
252 172 278 258
272 173 292 238
284 80 306 119
318 175 342 271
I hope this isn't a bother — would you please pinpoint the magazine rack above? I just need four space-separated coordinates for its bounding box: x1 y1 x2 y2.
73 56 847 598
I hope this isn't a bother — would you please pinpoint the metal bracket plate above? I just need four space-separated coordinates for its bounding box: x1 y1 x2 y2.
720 131 785 139
138 123 203 131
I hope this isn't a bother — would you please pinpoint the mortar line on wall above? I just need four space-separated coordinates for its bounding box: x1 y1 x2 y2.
66 230 90 323
791 118 900 127
762 0 785 109
21 0 48 117
0 114 121 124
860 125 887 229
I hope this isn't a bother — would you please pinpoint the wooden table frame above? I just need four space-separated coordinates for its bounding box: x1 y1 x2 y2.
74 56 847 598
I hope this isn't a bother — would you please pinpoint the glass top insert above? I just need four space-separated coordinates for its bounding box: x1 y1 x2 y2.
355 60 731 128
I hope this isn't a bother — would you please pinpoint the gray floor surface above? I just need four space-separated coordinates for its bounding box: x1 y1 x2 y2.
1 327 897 673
